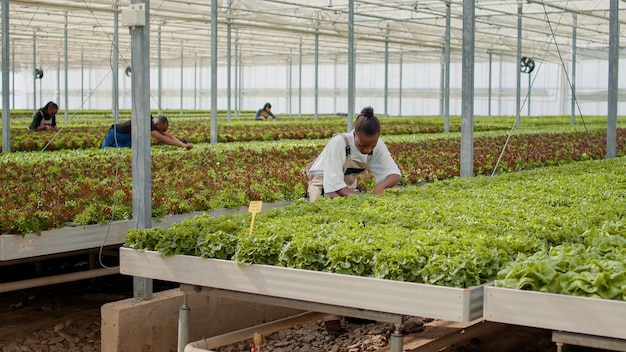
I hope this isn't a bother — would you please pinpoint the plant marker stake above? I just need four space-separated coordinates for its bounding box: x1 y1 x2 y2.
248 201 263 235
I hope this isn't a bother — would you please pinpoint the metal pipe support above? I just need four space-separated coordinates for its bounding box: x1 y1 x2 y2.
390 324 403 352
177 293 190 352
0 267 120 293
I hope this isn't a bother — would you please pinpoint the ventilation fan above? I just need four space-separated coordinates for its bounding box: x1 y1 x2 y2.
125 66 132 77
520 57 535 74
34 68 44 79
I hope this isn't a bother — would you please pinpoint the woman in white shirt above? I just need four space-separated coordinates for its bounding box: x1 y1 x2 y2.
306 106 402 201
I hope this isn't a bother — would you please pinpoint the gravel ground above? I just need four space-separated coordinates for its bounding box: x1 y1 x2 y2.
0 275 132 352
1 273 409 352
214 317 425 352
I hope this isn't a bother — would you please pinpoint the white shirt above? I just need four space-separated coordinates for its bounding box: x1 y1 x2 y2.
308 131 401 193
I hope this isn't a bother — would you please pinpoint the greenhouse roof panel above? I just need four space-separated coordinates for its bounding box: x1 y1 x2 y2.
3 0 625 71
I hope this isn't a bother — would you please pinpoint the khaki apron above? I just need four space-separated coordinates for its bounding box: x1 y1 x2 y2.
40 120 52 127
38 113 53 128
306 134 372 201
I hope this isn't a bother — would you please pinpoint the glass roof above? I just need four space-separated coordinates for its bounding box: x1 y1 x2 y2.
3 0 625 72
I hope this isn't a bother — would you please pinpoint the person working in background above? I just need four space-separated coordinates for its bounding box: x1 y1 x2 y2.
305 106 402 335
101 115 193 149
29 101 59 132
255 102 278 121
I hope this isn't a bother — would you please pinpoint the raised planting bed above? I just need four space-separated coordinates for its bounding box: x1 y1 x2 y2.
1 202 293 262
120 248 484 322
120 158 626 328
484 219 626 343
0 213 203 261
484 286 626 340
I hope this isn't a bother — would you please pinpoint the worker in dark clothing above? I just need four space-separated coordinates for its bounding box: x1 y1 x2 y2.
101 115 192 149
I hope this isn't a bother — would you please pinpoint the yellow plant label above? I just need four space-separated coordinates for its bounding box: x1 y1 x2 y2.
248 201 263 235
248 201 263 213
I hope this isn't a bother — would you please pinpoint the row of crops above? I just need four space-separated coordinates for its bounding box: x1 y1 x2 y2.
1 112 616 151
1 114 625 235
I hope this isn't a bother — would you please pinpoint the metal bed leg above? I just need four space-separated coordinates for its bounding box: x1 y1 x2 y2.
555 341 564 352
390 324 403 352
177 293 190 352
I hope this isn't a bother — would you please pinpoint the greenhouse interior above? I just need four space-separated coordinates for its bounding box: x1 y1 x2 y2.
1 1 626 352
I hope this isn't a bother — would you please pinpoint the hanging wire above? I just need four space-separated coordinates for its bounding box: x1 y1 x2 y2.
536 0 591 137
490 0 595 176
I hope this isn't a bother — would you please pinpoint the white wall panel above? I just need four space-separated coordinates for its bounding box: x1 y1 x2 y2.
5 57 626 117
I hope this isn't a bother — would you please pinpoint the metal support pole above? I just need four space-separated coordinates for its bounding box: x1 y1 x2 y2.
113 3 120 123
64 12 69 121
234 38 239 117
226 4 232 121
347 0 355 131
237 52 242 117
556 342 564 352
81 47 84 107
314 12 319 121
210 0 218 143
515 2 522 127
39 71 42 108
439 49 444 116
444 2 451 132
56 55 60 106
607 0 618 158
2 0 10 153
399 53 403 116
570 13 577 124
288 54 293 114
180 42 184 115
130 0 153 301
460 0 475 178
33 34 36 113
390 325 403 352
11 45 14 109
527 72 531 116
384 26 389 116
158 23 162 115
177 294 190 352
333 56 337 113
488 52 492 117
498 56 503 115
298 37 302 118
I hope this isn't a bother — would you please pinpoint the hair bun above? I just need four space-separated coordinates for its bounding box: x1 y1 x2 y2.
361 106 374 118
